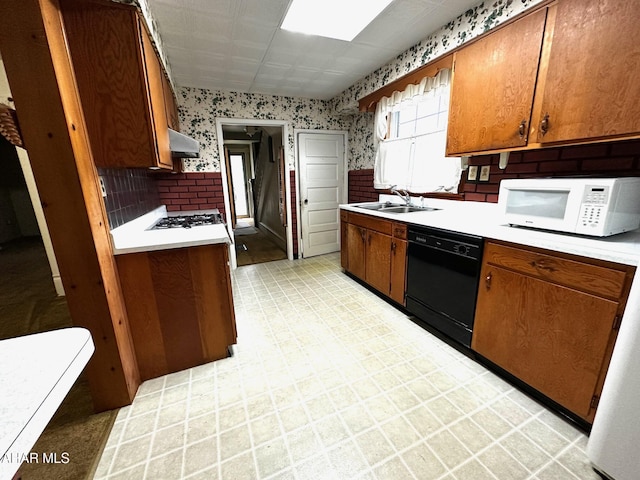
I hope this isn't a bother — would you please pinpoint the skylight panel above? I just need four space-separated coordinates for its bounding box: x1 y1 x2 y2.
281 0 394 41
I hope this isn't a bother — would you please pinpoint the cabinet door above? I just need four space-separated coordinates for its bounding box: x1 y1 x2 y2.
346 224 366 280
365 230 392 296
472 264 619 420
446 9 547 155
534 0 640 144
60 0 172 169
389 238 407 305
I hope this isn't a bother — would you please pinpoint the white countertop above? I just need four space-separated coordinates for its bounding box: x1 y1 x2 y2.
0 328 94 480
341 196 640 266
110 206 231 255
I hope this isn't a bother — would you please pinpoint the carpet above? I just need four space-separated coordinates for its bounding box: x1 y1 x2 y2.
0 237 116 480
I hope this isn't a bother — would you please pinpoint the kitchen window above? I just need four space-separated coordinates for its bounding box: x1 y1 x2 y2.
373 68 461 193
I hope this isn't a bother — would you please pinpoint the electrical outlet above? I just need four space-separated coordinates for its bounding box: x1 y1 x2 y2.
99 176 107 197
479 165 490 182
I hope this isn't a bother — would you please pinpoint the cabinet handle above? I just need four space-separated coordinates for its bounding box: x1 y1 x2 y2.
485 272 492 290
540 113 550 136
518 119 527 139
530 260 556 272
360 229 366 242
391 241 396 253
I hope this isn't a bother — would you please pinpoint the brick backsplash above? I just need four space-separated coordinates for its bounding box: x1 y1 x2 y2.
348 169 378 203
155 172 227 218
463 139 640 202
99 168 161 229
350 140 640 204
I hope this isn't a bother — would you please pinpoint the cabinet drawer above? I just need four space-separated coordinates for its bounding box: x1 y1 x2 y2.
348 212 392 235
392 223 407 239
483 242 628 299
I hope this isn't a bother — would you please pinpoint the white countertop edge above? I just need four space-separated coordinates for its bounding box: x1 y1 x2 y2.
110 206 231 255
0 328 94 479
112 232 231 256
341 199 640 267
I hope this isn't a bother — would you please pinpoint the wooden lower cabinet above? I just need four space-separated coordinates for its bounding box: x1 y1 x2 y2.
341 210 407 305
115 243 237 381
472 241 635 422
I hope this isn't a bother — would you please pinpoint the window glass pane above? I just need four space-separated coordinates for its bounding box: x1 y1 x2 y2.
417 95 440 117
397 103 417 123
414 115 439 136
397 122 415 138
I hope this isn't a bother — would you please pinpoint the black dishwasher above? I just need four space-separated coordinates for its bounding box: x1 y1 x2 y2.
406 225 484 347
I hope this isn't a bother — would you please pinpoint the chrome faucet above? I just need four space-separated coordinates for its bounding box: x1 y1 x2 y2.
390 185 412 206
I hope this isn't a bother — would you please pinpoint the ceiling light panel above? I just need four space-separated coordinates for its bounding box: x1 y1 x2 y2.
281 0 394 41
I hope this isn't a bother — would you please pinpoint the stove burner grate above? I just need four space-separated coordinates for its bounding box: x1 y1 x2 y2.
151 213 224 230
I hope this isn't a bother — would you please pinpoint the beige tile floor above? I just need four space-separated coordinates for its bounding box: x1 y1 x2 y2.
94 253 600 480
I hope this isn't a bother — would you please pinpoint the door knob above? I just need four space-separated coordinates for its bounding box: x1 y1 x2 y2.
304 199 308 205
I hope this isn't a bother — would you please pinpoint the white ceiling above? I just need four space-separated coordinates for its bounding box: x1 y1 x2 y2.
147 0 481 100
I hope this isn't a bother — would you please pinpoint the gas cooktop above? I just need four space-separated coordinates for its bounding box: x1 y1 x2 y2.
150 213 224 230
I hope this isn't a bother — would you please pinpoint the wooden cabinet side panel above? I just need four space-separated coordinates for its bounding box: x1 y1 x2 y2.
147 249 205 374
340 216 348 269
139 18 172 169
366 230 392 295
537 0 640 143
446 9 547 154
188 245 237 360
390 238 407 305
60 0 156 168
472 264 619 419
161 72 180 131
116 253 169 380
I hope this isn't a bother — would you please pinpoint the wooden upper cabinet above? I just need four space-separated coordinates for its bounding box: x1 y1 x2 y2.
446 9 547 155
531 0 640 144
60 0 173 169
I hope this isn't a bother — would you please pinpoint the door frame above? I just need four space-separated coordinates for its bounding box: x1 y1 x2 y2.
215 118 293 269
294 129 349 258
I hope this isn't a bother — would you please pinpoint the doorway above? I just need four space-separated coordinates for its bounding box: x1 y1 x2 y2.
217 119 292 268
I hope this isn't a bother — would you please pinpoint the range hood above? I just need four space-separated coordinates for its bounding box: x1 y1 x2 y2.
168 128 199 158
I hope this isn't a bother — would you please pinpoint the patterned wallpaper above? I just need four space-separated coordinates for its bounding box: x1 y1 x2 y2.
118 0 545 173
177 89 353 172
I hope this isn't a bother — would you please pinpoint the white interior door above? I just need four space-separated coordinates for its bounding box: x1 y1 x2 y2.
298 132 345 257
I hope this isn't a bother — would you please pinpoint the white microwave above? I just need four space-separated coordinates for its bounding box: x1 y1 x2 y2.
499 177 640 237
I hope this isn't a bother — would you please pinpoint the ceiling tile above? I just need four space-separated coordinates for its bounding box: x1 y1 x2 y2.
147 0 483 99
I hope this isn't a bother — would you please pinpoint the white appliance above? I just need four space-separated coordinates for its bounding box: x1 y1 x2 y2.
587 274 640 480
499 177 640 236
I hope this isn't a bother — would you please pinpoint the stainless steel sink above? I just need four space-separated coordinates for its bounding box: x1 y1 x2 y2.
353 203 440 214
354 202 403 210
380 206 440 213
